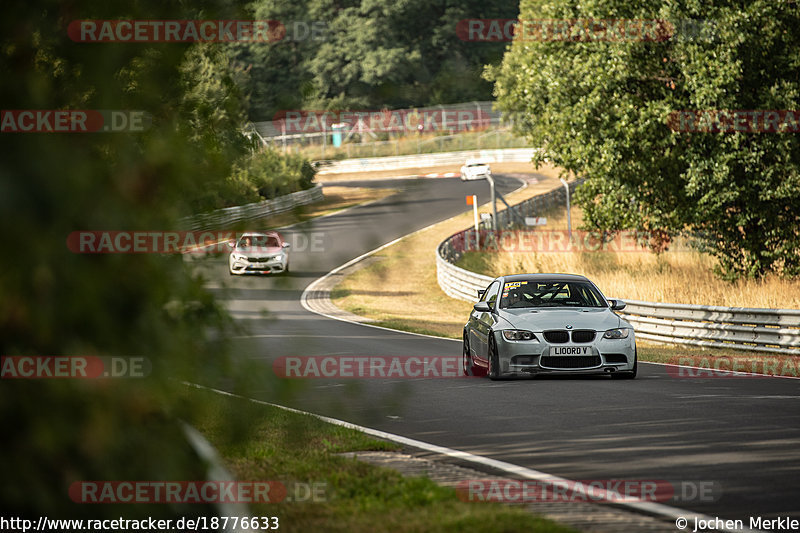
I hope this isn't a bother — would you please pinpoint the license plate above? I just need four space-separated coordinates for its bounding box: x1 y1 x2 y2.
551 346 591 356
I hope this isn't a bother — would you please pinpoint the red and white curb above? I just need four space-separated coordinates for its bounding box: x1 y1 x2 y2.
424 172 460 178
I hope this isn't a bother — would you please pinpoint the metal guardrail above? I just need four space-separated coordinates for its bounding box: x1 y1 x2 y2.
316 148 538 174
435 246 493 302
435 184 800 355
179 184 323 232
620 302 800 354
437 180 583 267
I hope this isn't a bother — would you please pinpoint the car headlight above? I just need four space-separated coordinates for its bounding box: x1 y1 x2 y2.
231 253 247 262
603 328 630 339
502 330 537 341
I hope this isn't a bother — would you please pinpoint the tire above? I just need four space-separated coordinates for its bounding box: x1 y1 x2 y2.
463 331 477 376
487 335 504 381
611 349 637 380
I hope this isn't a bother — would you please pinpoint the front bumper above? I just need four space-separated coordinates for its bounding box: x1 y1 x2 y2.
495 331 636 375
229 255 288 274
462 172 490 181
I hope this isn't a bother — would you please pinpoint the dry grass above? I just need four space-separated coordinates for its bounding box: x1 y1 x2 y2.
475 252 800 309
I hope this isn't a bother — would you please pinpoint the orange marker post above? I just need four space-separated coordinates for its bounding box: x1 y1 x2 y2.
467 194 479 248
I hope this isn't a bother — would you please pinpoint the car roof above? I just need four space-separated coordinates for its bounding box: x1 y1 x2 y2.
464 159 488 165
241 231 280 238
498 273 592 283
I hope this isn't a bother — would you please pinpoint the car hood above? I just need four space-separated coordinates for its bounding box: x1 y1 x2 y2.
499 308 626 332
235 246 283 254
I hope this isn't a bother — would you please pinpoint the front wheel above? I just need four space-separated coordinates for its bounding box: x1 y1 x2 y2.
611 349 637 379
487 335 504 381
462 332 476 376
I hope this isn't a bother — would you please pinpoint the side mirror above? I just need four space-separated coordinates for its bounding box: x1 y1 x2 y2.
226 241 234 249
473 301 491 313
282 242 291 248
609 299 626 311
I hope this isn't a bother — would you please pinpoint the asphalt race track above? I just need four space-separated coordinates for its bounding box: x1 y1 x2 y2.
191 175 800 525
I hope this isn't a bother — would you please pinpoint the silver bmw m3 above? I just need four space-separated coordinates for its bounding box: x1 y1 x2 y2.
463 273 637 380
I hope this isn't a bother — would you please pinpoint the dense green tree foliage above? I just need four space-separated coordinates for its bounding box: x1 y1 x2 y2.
0 0 286 519
490 0 800 278
236 0 519 119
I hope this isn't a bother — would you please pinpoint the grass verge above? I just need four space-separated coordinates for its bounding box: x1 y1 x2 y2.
187 387 578 533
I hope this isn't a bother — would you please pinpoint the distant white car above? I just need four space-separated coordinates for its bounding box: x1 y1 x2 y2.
228 231 290 275
460 160 491 181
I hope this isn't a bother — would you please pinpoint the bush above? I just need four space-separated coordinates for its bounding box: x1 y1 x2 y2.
228 149 316 205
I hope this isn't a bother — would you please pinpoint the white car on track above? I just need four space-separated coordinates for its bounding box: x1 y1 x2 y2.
460 159 491 181
463 273 637 380
228 231 290 275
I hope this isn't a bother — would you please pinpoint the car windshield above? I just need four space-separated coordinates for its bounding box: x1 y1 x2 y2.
238 235 280 248
468 163 487 167
499 280 606 309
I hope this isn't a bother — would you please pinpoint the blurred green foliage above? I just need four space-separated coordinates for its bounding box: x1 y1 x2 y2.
490 0 800 278
0 0 299 520
197 149 318 211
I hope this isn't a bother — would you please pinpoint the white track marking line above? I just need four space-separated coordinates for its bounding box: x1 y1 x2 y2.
185 382 762 533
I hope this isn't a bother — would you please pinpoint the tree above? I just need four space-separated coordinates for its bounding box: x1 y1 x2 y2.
0 0 281 519
237 0 519 119
490 0 800 278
